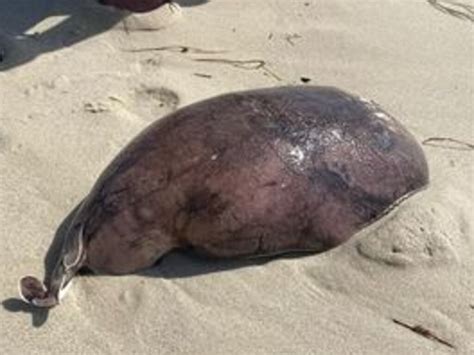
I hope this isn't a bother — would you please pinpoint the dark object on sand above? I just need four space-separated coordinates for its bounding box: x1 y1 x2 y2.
20 86 429 307
98 0 172 13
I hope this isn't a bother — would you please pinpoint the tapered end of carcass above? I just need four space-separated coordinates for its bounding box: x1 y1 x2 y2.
19 276 59 308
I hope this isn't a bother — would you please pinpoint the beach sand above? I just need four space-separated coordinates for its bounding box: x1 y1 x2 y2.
1 0 473 353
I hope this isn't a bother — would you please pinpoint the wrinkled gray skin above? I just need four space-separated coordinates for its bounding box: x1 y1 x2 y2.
20 86 429 307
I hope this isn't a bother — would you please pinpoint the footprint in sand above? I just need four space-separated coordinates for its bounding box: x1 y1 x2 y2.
131 85 180 120
83 84 180 126
118 283 145 312
356 187 472 267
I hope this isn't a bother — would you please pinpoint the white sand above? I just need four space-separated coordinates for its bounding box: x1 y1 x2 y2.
1 0 473 353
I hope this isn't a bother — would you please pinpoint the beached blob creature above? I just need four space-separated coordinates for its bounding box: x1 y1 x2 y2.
19 86 429 307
